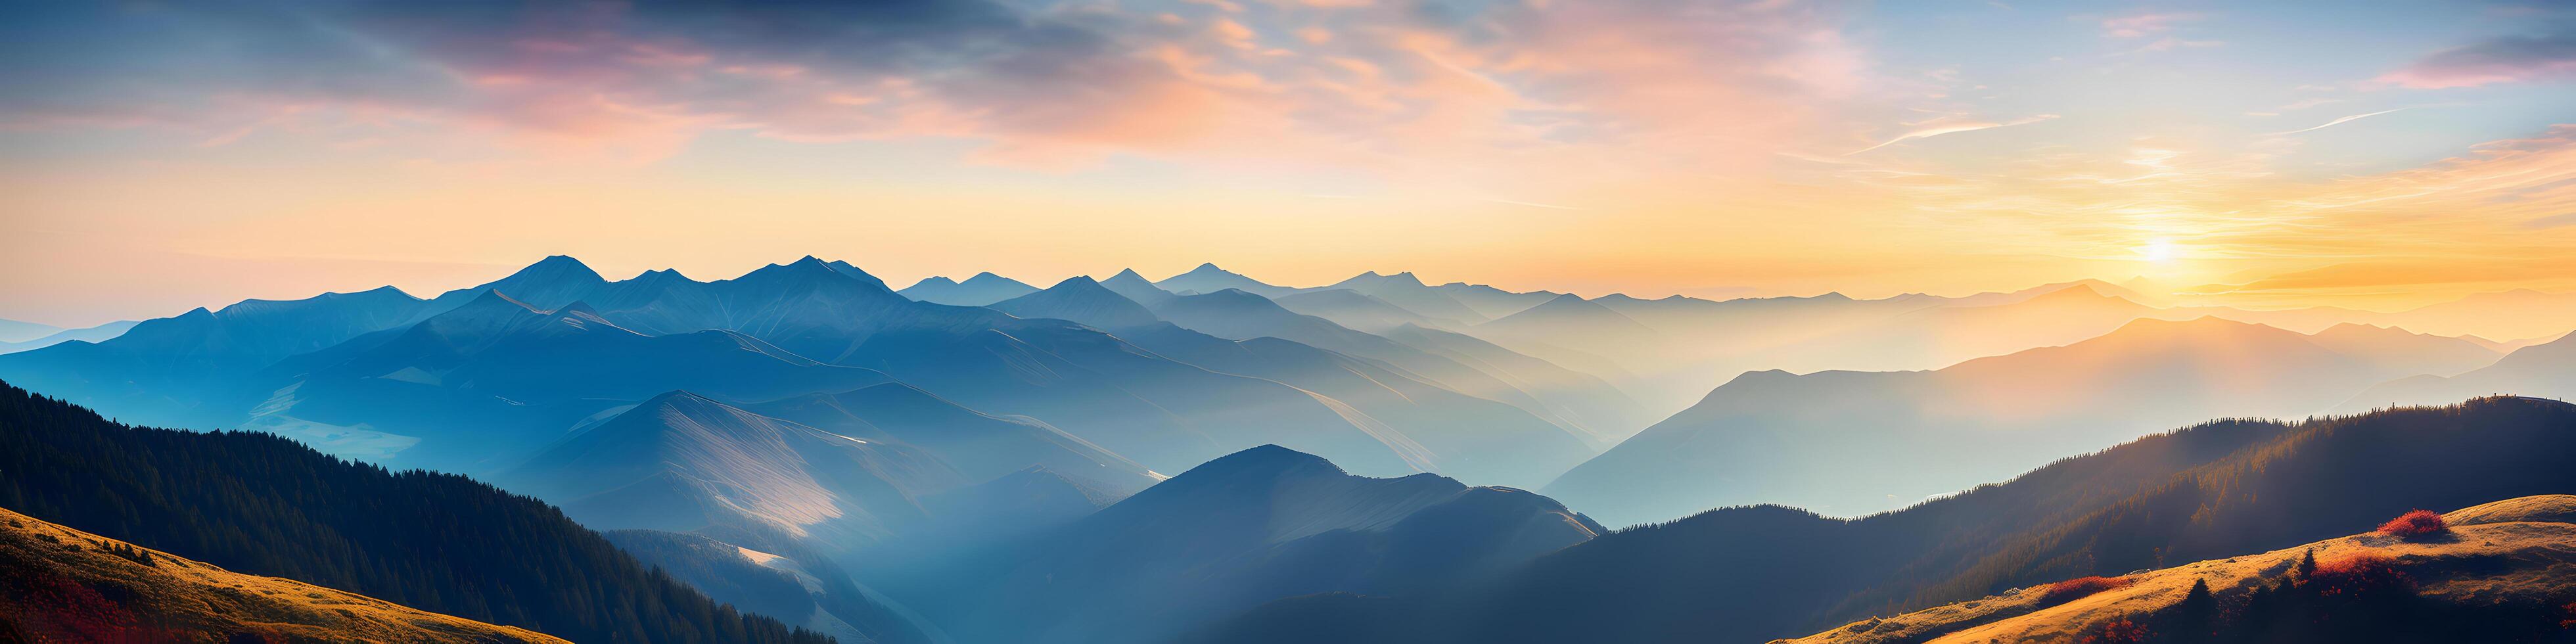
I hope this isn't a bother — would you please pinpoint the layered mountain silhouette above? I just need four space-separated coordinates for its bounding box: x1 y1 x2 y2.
911 444 1599 644
0 318 62 343
1272 288 1454 333
746 381 1159 495
0 319 136 355
2213 287 2576 340
1154 262 1301 298
992 276 1613 485
1312 271 1490 324
0 285 443 428
1195 396 2576 644
2339 330 2576 411
2301 322 2502 377
1143 288 1621 448
0 506 570 643
1422 281 1561 319
898 272 1039 306
505 391 964 550
1546 316 2439 526
237 291 896 471
3 256 1621 491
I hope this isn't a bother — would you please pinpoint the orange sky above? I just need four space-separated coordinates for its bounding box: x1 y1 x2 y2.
2 1 2573 325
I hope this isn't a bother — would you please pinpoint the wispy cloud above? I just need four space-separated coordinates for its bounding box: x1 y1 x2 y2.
2268 108 2406 135
1849 114 2058 154
2525 212 2576 229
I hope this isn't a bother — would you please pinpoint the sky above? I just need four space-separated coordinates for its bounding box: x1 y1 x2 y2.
3 0 2574 326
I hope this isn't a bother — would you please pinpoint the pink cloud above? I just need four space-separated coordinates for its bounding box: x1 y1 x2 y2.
2100 12 2201 38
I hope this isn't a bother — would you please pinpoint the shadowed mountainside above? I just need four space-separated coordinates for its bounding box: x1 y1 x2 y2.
0 379 848 644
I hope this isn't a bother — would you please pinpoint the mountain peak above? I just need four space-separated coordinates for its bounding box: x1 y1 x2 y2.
635 388 722 411
1185 444 1339 477
990 277 1159 328
1111 267 1149 280
506 255 606 282
627 268 689 283
909 276 962 289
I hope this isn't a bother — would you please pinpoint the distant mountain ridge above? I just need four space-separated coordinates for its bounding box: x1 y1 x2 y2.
0 319 137 355
1544 317 2417 524
900 272 1040 306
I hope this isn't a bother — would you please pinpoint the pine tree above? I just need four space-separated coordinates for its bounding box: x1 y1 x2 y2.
2172 577 2216 635
2294 548 2318 582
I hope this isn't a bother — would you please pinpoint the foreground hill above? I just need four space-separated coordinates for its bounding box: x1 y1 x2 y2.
1786 496 2576 643
0 380 842 644
1192 396 2576 644
0 506 567 643
908 445 1601 644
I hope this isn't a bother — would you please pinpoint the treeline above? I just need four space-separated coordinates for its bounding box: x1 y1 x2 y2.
0 380 833 644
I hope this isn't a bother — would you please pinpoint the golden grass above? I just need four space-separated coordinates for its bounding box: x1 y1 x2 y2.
0 506 569 643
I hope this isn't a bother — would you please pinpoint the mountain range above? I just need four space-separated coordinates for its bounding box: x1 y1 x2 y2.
8 255 2576 644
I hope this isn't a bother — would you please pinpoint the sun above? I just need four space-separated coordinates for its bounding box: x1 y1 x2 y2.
2137 239 2177 263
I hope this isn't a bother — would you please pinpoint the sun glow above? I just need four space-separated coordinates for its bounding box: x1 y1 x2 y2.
2138 239 2178 263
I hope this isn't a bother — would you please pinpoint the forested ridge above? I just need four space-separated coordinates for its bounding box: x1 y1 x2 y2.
0 379 834 644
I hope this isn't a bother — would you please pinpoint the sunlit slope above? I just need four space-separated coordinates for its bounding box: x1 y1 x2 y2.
0 506 568 643
1784 496 2576 644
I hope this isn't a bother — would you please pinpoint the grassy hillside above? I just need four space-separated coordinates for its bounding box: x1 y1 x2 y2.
1 506 569 643
1787 496 2576 643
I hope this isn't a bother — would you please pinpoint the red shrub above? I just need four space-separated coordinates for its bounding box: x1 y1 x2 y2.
2041 576 2134 604
2305 553 2412 597
2376 509 2447 539
2081 618 2150 644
